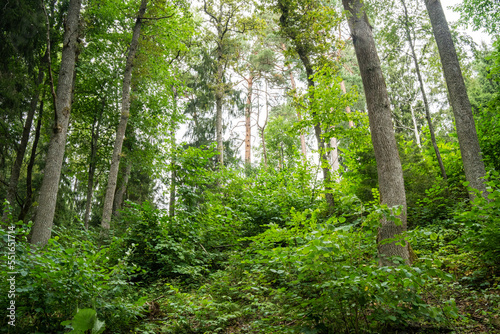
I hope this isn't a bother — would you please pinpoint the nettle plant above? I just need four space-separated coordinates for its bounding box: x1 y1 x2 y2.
238 205 459 333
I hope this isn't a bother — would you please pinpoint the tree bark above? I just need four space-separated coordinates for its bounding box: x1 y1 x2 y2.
401 0 446 179
3 66 44 223
244 76 253 164
343 0 410 266
30 0 82 246
101 0 148 230
425 0 487 197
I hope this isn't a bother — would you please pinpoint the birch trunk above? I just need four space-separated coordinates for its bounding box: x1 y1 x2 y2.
425 0 486 195
101 0 148 229
343 0 410 266
30 0 82 246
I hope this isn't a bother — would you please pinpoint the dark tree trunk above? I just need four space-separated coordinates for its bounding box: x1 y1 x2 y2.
18 99 43 223
343 0 410 266
30 0 82 246
3 66 44 223
101 0 148 229
425 0 487 198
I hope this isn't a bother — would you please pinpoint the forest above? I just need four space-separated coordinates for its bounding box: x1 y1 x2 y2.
0 0 499 333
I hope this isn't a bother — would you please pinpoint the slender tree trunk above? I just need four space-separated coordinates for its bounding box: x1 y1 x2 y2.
169 164 176 217
245 76 253 164
340 80 354 128
343 0 410 266
425 0 487 197
289 69 307 156
30 0 82 246
112 161 131 217
409 105 422 148
330 137 340 175
401 0 446 179
18 99 44 223
101 0 148 230
215 46 224 166
3 66 44 223
83 102 104 229
298 51 335 209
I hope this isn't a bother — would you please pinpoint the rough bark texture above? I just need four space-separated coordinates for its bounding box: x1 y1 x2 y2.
3 66 44 223
30 0 82 246
401 0 446 178
425 0 487 196
101 0 148 230
343 0 410 266
244 76 253 164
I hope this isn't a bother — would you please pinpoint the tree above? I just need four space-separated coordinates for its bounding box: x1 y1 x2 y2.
101 0 148 230
342 0 410 265
424 0 488 199
30 0 82 246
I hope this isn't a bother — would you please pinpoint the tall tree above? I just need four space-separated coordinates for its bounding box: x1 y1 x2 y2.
101 0 148 230
30 0 82 246
275 0 340 209
342 0 410 265
400 0 447 179
425 0 488 198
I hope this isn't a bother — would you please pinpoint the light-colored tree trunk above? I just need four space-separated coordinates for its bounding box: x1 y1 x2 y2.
401 0 446 178
245 76 253 164
101 0 148 230
343 0 410 266
425 0 486 196
30 0 82 246
409 105 422 148
289 69 307 156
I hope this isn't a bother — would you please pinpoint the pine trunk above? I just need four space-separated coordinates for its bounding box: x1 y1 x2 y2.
101 0 148 229
425 0 486 196
343 0 410 266
30 0 82 246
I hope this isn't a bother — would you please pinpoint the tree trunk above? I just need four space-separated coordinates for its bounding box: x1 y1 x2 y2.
289 69 307 156
30 0 82 246
83 101 104 229
3 66 44 223
245 76 253 164
330 137 339 175
343 0 410 266
112 160 131 217
18 99 44 223
101 0 148 230
215 46 224 166
409 105 422 148
340 80 354 128
297 49 335 209
401 0 446 179
425 0 487 197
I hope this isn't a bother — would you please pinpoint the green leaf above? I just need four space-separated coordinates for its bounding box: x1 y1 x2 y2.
430 233 438 241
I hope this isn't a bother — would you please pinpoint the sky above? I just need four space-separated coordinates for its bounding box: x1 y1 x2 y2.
443 0 492 45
